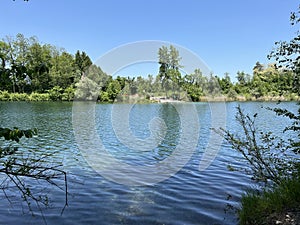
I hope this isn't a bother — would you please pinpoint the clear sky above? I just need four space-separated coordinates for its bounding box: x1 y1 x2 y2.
1 0 299 80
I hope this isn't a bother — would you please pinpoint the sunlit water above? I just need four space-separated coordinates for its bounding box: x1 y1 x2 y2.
0 101 298 225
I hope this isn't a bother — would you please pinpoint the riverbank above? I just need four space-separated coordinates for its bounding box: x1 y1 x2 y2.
1 91 298 102
0 91 72 101
200 94 300 102
239 175 300 225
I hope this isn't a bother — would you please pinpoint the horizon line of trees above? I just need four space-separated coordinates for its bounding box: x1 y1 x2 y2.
0 34 299 102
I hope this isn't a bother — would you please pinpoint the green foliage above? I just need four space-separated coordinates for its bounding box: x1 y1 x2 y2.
216 105 298 186
62 86 75 101
48 86 63 101
270 105 300 154
185 84 203 101
29 92 50 101
158 45 183 98
50 51 77 89
217 104 300 224
75 50 92 77
227 88 238 100
74 77 100 101
8 92 29 101
0 127 37 142
0 90 11 101
0 34 299 103
239 176 300 225
218 73 233 94
98 91 111 102
27 42 52 92
0 34 83 95
105 79 122 102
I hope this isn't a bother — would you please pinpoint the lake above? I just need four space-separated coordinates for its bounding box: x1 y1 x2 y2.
0 101 298 225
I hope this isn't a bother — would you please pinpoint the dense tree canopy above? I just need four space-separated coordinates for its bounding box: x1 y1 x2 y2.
0 34 299 102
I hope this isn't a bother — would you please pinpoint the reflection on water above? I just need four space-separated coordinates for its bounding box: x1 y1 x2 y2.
0 101 298 224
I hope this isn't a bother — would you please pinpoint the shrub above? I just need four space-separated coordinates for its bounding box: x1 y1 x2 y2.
9 93 29 101
0 90 10 101
62 86 75 101
48 86 63 101
29 92 50 101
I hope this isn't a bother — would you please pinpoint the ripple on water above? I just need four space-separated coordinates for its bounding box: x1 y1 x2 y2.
0 102 297 224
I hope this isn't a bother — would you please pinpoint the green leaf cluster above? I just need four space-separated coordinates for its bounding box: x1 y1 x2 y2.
0 127 37 142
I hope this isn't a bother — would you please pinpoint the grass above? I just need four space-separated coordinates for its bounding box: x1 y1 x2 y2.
238 176 300 225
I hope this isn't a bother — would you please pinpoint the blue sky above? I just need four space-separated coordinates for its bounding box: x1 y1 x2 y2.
1 0 299 80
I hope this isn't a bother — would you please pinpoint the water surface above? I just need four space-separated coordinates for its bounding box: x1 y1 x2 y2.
0 101 297 225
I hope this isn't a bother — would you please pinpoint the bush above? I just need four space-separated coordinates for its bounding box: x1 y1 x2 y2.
99 91 111 102
227 88 237 100
0 90 10 101
9 93 30 101
62 86 75 101
28 92 50 101
48 86 63 101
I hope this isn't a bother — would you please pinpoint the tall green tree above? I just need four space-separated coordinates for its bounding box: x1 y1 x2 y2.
2 34 32 93
27 42 52 92
158 45 182 98
169 45 182 70
158 45 170 87
74 50 92 77
50 51 76 89
218 72 233 94
183 69 207 101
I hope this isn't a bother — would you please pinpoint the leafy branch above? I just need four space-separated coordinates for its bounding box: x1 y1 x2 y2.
214 105 298 187
267 104 300 155
0 127 68 219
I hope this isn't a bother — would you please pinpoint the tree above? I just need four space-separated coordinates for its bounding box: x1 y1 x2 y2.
207 73 220 97
106 79 122 101
158 45 182 98
74 50 92 78
75 77 100 101
50 51 76 89
0 41 9 69
253 61 264 72
27 42 52 92
169 45 181 70
218 72 233 94
1 34 32 93
236 71 247 86
84 64 109 87
158 45 170 89
183 69 207 101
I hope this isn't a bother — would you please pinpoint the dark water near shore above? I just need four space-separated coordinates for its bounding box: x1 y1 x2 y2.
0 101 298 225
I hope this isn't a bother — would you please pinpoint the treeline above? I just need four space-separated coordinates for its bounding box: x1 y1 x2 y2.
216 62 298 101
0 34 299 102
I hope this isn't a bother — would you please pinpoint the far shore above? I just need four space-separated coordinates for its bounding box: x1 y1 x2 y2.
0 91 299 103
